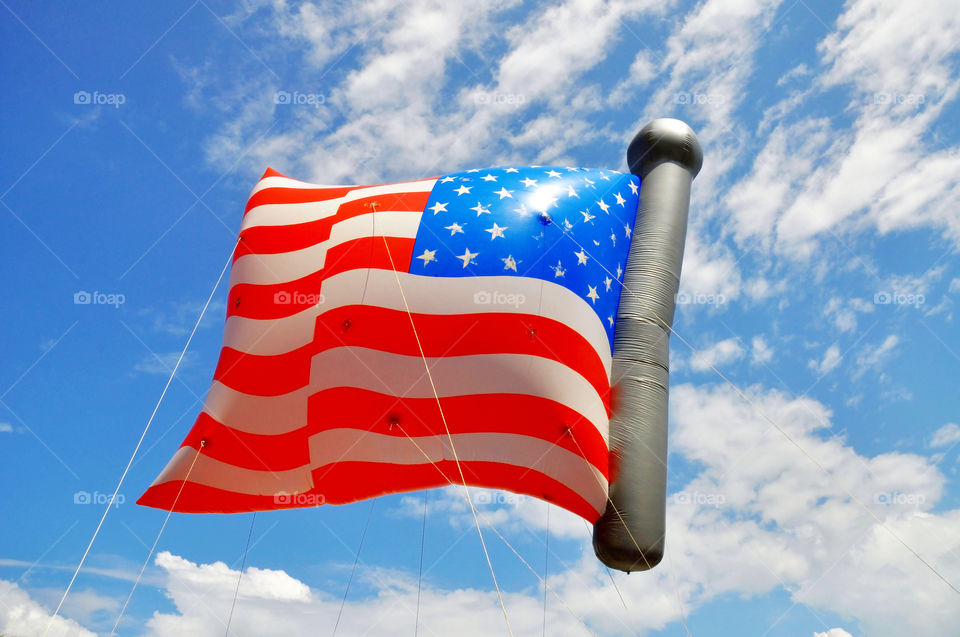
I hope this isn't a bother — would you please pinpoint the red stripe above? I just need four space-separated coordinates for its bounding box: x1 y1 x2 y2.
236 191 431 259
261 167 286 179
180 390 608 476
214 306 609 409
314 306 610 409
213 343 313 397
244 186 354 214
245 178 435 214
137 458 602 521
227 236 415 320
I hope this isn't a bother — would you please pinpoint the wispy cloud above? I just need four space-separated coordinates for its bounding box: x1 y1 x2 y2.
929 423 960 448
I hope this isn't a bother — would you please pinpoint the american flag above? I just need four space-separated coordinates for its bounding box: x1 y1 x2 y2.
139 165 640 522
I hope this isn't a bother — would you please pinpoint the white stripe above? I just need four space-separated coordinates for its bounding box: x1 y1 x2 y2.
249 175 435 197
305 430 608 515
249 175 357 196
222 271 611 373
310 348 608 438
243 179 436 229
149 431 608 516
150 445 315 496
230 210 422 286
202 349 608 438
202 381 310 435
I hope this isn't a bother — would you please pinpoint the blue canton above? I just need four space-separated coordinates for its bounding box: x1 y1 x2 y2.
409 166 640 349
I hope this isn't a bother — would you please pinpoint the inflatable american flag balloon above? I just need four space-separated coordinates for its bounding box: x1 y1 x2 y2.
138 165 639 522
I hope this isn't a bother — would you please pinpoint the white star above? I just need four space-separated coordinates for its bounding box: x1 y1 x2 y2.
416 249 437 266
546 169 562 178
593 239 600 246
586 285 599 304
513 203 529 216
604 276 613 291
614 192 626 207
457 248 478 268
600 173 611 181
616 263 623 279
575 249 589 265
610 232 616 246
624 223 632 238
429 201 448 215
597 199 610 213
494 187 514 199
580 210 595 223
567 185 579 198
551 260 566 278
481 173 498 182
466 168 480 173
563 219 573 230
628 181 638 194
455 185 472 196
470 202 490 216
502 255 518 271
566 166 580 172
521 177 538 188
584 177 595 187
608 315 614 327
486 222 507 239
440 176 456 183
445 222 464 235
504 167 519 173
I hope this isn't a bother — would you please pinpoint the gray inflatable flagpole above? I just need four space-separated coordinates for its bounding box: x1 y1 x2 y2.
593 119 702 572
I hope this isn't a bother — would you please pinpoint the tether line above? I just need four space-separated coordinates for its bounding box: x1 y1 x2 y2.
109 443 206 635
332 500 376 637
389 422 597 636
542 504 549 637
380 234 514 636
46 250 233 637
560 222 959 596
415 490 427 637
225 511 257 636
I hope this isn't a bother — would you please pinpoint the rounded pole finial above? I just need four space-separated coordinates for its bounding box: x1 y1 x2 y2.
627 118 703 178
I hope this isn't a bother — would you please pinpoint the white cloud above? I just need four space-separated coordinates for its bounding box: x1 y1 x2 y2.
32 587 120 631
808 343 842 376
144 300 226 336
722 0 960 259
689 337 744 372
751 335 773 365
0 422 13 433
819 0 960 101
814 629 853 637
495 0 661 104
776 63 811 87
822 296 877 334
930 423 960 448
133 351 198 376
145 549 594 637
725 117 833 247
196 0 674 186
399 485 588 541
41 383 960 637
669 383 959 637
677 229 743 306
0 579 95 637
854 334 899 378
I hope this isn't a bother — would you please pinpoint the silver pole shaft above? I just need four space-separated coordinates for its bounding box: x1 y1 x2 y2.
593 119 702 572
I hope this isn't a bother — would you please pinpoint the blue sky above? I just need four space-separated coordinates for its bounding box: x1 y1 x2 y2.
2 0 959 635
